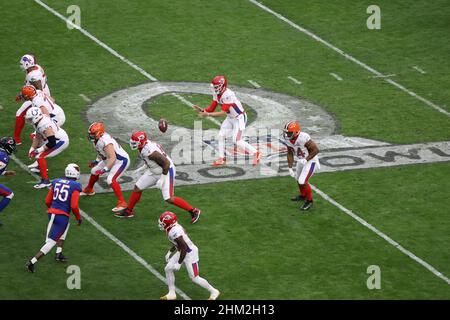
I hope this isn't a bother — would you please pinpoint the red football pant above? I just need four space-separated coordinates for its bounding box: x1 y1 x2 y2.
299 183 313 201
127 191 142 210
14 116 25 142
37 158 48 180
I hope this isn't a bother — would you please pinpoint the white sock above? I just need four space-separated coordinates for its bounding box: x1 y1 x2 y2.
218 136 226 158
56 247 63 254
165 269 176 294
192 276 214 292
31 257 38 264
236 140 257 155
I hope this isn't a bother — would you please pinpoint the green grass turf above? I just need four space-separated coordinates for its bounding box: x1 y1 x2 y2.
145 93 257 130
0 0 449 299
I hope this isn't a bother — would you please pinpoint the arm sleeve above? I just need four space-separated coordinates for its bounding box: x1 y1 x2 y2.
204 100 218 113
70 190 81 221
45 188 53 208
221 104 232 112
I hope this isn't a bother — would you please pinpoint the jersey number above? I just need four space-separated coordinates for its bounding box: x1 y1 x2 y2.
297 148 305 158
53 183 70 202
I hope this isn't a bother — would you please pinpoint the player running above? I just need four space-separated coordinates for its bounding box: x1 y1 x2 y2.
159 211 220 300
81 122 130 212
283 121 320 211
25 107 70 189
115 131 201 223
193 76 261 167
0 137 17 227
25 163 83 273
14 54 52 145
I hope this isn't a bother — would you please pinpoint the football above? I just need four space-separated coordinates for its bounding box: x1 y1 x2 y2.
158 118 168 133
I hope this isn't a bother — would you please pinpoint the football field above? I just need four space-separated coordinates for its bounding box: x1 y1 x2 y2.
0 0 450 300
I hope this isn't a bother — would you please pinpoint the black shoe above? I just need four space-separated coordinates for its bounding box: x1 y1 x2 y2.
114 208 134 218
291 195 306 202
55 253 68 262
300 200 313 211
25 261 35 273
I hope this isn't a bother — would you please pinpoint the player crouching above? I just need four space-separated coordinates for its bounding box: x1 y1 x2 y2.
81 122 130 212
283 121 320 211
0 137 17 227
25 107 70 189
25 164 83 273
115 131 201 224
159 211 220 300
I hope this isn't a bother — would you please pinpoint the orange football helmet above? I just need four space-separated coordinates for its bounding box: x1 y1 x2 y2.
283 121 301 140
21 85 37 100
88 122 105 141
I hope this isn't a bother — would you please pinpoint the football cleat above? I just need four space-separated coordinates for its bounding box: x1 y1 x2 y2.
208 289 220 300
33 179 51 189
300 200 313 211
112 201 128 212
55 253 68 262
212 157 226 167
25 261 35 273
80 188 95 196
291 195 306 202
160 293 177 300
252 150 261 166
190 208 201 224
28 161 38 169
114 208 135 219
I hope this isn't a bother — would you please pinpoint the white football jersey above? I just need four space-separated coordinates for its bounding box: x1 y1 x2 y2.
283 131 319 162
213 88 245 119
94 133 129 160
140 140 174 173
31 90 63 121
25 64 51 97
35 116 68 142
168 224 195 251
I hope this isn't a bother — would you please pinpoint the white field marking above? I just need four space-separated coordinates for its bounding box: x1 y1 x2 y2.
248 0 450 118
79 93 92 103
248 80 261 88
0 104 3 110
10 155 192 300
34 0 217 128
287 76 302 84
372 74 396 78
311 185 450 286
413 66 427 74
171 93 221 126
329 73 343 81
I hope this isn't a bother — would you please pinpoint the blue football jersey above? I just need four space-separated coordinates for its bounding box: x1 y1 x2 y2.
0 150 10 176
49 178 82 215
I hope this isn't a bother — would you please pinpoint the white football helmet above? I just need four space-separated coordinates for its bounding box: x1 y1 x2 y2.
25 106 43 125
20 54 36 71
65 163 80 180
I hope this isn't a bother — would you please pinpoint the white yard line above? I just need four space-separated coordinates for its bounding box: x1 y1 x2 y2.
412 66 427 74
248 80 261 88
311 185 450 286
248 0 450 117
287 76 302 84
372 74 396 78
11 154 191 300
79 93 92 103
329 73 343 81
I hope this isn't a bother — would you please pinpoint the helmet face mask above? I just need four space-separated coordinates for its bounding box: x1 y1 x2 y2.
130 131 147 150
211 76 227 95
283 121 301 140
0 137 17 155
65 163 80 180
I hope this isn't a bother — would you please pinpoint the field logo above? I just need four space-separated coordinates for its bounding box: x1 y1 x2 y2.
66 265 81 290
367 5 381 30
81 82 450 193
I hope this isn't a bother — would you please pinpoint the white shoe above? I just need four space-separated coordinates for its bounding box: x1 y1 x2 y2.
111 201 127 212
160 292 177 300
28 161 38 169
208 289 220 300
34 179 52 189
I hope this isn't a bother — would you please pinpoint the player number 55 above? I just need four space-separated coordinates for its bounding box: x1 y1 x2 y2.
53 183 70 202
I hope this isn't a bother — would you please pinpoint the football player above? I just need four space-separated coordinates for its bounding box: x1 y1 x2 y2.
14 54 52 145
25 163 83 273
81 122 130 212
159 211 220 300
25 107 70 189
115 131 201 223
193 76 261 167
0 137 17 226
283 121 320 211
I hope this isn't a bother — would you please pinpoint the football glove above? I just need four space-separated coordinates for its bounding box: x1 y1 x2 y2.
288 168 295 178
15 94 23 103
28 149 38 158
